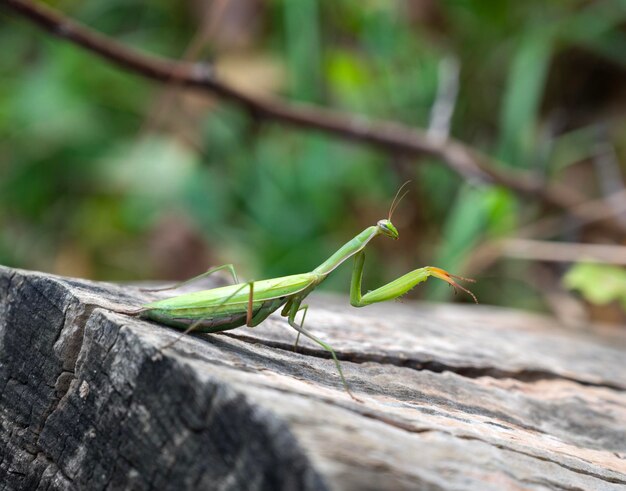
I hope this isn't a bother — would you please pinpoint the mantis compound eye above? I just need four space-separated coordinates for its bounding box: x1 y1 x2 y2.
377 219 399 239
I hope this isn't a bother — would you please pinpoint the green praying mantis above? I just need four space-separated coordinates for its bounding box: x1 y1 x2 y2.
128 185 477 400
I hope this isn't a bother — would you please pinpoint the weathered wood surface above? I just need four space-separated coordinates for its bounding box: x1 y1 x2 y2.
1 265 626 491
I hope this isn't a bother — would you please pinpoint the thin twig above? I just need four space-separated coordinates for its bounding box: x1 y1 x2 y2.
516 189 626 240
141 0 231 136
592 125 626 226
501 239 626 265
3 0 626 235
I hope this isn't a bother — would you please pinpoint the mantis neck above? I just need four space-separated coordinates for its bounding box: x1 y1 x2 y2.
313 226 379 276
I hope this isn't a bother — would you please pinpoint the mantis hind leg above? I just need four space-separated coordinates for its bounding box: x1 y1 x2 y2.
140 264 240 293
287 303 359 401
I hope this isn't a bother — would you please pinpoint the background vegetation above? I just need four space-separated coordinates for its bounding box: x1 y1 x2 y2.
1 0 625 323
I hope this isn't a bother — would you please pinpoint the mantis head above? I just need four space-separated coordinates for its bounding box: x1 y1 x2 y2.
377 219 399 239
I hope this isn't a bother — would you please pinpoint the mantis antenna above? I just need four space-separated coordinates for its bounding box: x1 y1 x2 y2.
388 180 411 220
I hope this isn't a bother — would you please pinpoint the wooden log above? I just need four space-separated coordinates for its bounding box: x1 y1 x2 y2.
1 265 625 490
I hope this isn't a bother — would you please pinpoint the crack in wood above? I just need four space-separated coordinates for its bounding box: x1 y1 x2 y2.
220 332 626 392
456 434 626 485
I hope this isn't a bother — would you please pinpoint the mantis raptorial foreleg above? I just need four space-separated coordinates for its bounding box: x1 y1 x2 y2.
140 264 240 293
350 251 477 307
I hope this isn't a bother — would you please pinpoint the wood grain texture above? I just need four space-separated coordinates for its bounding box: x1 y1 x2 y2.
1 265 625 490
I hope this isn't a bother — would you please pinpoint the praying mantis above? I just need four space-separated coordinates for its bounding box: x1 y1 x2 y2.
129 185 476 400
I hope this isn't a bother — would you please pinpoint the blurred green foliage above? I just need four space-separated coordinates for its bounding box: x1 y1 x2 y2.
564 263 626 309
1 0 625 311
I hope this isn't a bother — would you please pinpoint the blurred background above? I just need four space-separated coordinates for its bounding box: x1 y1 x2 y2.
1 0 625 325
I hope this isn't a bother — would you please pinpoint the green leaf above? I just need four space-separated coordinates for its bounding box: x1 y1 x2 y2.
283 0 321 101
563 263 626 309
497 28 554 168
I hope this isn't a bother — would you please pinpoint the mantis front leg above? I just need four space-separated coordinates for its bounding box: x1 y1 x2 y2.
350 252 477 307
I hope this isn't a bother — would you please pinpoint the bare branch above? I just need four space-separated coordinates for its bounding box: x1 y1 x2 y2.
3 0 626 235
